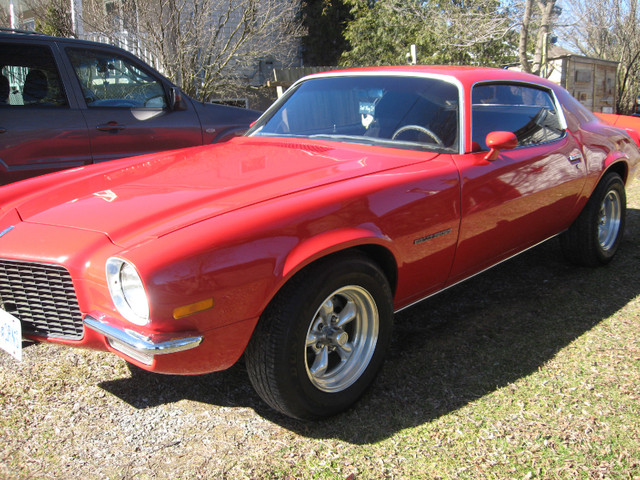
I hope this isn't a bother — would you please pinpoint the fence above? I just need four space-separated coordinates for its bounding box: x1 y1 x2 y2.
80 32 164 74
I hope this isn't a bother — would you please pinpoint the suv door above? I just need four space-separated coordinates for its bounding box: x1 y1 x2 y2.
0 42 91 185
63 46 203 162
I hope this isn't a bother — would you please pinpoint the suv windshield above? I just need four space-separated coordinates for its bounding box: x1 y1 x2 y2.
251 75 459 152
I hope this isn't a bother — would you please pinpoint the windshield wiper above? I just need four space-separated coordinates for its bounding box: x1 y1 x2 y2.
308 134 378 144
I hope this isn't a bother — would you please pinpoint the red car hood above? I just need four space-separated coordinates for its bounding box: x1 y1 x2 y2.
5 137 436 247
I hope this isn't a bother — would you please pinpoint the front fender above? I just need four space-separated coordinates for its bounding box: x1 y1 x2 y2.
281 226 397 280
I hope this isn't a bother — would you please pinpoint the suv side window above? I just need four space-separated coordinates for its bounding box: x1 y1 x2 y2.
0 43 68 107
66 47 167 108
471 83 564 150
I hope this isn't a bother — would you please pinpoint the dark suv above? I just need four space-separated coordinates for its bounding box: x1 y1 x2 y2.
0 30 261 185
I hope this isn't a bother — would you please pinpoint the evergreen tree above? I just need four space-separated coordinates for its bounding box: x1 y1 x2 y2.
35 0 74 37
301 0 353 66
340 0 517 67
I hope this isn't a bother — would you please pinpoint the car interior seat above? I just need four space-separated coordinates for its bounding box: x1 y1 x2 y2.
23 70 49 104
0 74 9 104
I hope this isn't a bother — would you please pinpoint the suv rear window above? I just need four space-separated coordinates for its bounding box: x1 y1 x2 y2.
0 43 68 107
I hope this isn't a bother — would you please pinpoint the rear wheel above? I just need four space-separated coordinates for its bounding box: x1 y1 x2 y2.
245 254 393 419
560 172 626 266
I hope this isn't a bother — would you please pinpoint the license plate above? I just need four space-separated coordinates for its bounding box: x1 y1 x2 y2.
0 309 22 361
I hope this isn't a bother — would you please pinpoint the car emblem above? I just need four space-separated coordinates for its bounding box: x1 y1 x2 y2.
0 226 14 238
413 228 452 245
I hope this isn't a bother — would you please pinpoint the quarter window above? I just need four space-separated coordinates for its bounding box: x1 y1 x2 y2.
66 48 167 108
472 83 564 151
0 43 68 107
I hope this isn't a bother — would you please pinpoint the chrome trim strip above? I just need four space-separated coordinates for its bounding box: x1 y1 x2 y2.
84 316 203 355
395 233 560 314
0 226 15 238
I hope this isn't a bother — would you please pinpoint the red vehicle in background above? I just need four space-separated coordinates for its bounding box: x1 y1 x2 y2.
596 111 640 144
0 65 638 419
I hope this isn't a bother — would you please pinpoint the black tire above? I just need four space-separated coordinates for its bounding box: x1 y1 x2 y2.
560 172 626 266
245 253 393 420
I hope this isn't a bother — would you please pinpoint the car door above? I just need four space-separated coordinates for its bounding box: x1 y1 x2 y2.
0 41 91 185
62 46 203 163
449 82 587 282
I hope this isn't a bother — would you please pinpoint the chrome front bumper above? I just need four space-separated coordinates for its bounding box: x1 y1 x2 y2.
84 315 203 365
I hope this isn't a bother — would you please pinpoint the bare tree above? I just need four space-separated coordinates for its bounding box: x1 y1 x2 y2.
518 0 533 71
30 0 74 37
560 0 640 113
0 4 9 27
517 0 559 75
25 0 303 101
404 0 517 50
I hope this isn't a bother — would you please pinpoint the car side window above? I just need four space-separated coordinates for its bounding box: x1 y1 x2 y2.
0 43 68 107
471 83 564 151
66 47 167 108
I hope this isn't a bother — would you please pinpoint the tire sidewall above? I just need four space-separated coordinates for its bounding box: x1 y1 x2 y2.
590 174 626 263
277 256 393 418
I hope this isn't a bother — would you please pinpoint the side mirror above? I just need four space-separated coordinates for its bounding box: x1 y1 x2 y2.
169 87 187 111
484 131 518 161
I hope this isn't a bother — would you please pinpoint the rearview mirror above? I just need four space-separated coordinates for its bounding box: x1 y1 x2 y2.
484 131 518 161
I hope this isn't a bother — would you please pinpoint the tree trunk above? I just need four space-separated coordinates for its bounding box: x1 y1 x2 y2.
519 0 533 73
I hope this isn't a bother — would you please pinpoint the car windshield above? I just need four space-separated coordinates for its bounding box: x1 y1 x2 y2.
251 75 459 152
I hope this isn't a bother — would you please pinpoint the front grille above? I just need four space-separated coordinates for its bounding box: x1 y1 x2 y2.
0 259 83 340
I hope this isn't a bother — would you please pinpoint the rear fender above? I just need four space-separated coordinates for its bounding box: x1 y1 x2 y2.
603 153 630 184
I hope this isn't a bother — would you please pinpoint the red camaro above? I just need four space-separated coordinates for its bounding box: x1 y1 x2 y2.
0 66 638 419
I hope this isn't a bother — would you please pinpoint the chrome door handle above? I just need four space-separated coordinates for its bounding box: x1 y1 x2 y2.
568 154 583 164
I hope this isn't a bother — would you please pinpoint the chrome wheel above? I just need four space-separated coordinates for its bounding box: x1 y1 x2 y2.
245 254 393 419
560 172 626 267
305 286 379 393
598 189 622 252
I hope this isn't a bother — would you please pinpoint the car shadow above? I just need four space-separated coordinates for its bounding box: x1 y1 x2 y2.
99 206 640 444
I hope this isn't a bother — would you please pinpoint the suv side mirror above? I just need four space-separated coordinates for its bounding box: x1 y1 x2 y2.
484 131 518 161
170 87 187 111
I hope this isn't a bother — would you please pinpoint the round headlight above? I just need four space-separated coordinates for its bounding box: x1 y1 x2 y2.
106 258 150 326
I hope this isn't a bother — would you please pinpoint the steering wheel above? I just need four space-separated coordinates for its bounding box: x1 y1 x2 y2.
392 125 443 146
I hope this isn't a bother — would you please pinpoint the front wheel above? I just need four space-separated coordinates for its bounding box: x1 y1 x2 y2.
560 172 626 266
245 254 393 419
